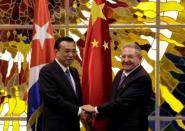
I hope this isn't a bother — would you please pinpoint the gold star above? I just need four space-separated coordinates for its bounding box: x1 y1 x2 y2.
91 39 99 48
103 41 109 50
91 0 106 25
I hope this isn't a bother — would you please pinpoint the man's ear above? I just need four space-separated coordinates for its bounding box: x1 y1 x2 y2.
55 48 59 53
139 56 142 60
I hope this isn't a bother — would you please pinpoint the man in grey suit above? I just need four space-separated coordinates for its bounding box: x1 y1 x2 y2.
82 43 152 131
39 36 87 131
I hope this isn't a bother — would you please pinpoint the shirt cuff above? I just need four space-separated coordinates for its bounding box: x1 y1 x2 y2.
77 107 82 116
95 106 99 114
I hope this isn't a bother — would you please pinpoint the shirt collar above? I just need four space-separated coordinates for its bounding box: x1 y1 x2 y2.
55 58 69 72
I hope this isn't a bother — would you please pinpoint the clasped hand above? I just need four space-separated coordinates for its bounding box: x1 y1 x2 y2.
80 105 96 122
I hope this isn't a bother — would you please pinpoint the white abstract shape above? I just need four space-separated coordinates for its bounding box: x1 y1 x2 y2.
112 67 120 75
1 103 9 116
140 35 154 46
148 40 168 61
164 11 179 20
115 56 121 62
106 0 116 4
141 59 154 74
78 27 87 34
68 32 79 42
160 29 172 38
6 58 13 77
76 47 82 61
14 51 23 73
0 50 11 61
81 10 91 20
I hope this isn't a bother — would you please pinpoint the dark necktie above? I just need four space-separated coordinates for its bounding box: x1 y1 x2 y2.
65 69 76 93
118 73 126 88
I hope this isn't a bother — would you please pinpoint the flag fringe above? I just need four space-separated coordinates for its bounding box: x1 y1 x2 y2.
27 105 43 131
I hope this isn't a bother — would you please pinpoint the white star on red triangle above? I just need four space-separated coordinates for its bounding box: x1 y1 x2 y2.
33 22 53 48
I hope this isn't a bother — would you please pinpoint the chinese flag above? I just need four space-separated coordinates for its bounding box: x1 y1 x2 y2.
82 0 112 131
27 0 55 130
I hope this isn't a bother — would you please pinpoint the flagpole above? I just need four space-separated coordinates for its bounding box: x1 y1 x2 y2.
65 0 70 35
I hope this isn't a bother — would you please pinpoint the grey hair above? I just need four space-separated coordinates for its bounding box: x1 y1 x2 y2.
122 43 142 57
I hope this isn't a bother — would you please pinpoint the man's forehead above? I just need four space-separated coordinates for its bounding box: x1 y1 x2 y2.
123 46 135 50
122 47 136 52
60 42 75 47
60 41 75 45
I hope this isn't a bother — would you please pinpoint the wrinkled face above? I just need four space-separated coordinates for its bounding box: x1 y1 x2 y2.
121 47 141 73
56 41 76 67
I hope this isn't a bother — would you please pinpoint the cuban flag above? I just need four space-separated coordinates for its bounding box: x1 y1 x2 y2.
27 0 55 130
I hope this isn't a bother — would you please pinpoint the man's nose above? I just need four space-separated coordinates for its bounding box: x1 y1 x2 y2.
124 56 129 62
68 51 76 57
68 53 73 57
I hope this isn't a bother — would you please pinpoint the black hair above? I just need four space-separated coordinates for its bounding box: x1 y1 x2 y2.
54 36 75 50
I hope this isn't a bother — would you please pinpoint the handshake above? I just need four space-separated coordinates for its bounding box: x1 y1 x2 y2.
80 105 97 122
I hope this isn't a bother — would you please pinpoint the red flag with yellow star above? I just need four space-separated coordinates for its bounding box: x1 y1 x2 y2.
82 0 112 131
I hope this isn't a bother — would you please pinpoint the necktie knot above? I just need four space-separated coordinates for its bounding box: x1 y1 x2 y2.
65 69 70 75
121 73 126 81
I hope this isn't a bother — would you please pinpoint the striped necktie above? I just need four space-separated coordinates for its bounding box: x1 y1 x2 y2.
65 69 76 93
118 73 126 88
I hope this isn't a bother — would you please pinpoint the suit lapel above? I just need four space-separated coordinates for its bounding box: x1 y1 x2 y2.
115 66 143 97
52 61 78 98
112 70 123 98
69 68 81 98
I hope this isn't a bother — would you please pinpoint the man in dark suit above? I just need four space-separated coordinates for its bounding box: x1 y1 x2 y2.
39 36 86 131
82 43 152 131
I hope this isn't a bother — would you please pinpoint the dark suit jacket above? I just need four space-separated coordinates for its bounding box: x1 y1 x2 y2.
39 60 82 131
97 65 152 131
